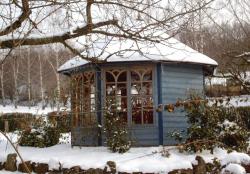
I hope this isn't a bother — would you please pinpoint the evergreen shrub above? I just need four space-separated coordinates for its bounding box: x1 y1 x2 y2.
104 98 131 153
183 96 249 153
19 125 60 147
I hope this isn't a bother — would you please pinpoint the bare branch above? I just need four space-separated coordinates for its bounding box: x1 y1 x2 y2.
0 0 31 36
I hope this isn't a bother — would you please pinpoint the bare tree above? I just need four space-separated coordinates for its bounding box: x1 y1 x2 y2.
38 52 45 109
207 0 250 93
0 0 214 63
0 61 5 106
12 55 20 108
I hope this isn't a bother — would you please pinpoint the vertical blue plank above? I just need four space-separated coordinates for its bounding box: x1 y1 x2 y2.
157 63 163 145
96 69 102 146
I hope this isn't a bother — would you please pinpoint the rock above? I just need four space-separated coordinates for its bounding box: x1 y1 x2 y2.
0 162 4 170
4 153 17 172
48 171 62 174
33 162 49 174
70 166 82 173
242 163 250 173
18 161 32 173
193 156 207 174
168 169 193 174
104 161 116 174
62 168 71 174
118 172 130 174
86 168 103 174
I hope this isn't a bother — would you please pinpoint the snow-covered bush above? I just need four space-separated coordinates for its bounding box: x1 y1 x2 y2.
0 113 34 131
184 96 249 153
19 125 60 147
104 98 131 153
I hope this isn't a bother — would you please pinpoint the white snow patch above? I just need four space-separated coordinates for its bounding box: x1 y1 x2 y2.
209 95 250 107
49 157 60 170
222 163 246 174
57 56 89 72
0 104 68 115
221 151 250 166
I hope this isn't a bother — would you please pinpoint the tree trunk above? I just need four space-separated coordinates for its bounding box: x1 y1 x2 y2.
13 57 18 109
39 54 45 109
0 63 5 106
55 48 61 112
27 47 32 108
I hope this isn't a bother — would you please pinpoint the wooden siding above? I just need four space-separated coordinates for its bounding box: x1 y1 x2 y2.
160 63 204 145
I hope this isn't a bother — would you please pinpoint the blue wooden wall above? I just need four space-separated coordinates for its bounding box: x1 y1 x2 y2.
160 63 204 145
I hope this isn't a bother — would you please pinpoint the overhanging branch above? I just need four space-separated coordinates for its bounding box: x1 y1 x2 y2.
0 0 31 36
0 20 118 49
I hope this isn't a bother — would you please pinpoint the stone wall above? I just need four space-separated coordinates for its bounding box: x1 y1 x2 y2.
1 153 250 174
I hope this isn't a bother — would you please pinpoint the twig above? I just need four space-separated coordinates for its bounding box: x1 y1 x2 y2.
0 130 31 174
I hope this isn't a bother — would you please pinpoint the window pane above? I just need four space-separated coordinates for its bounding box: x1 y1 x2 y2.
131 83 141 95
131 97 142 109
142 97 153 108
131 71 140 81
143 110 153 124
132 110 142 124
143 70 152 81
106 72 115 82
142 82 152 95
117 83 127 96
106 84 116 96
118 71 127 82
116 97 127 111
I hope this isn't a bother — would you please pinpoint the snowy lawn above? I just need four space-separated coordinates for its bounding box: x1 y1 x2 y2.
0 104 68 115
0 133 250 173
208 95 250 107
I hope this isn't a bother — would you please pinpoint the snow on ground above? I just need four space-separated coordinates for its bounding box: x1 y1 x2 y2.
221 163 246 174
0 104 68 115
0 133 250 173
209 95 250 107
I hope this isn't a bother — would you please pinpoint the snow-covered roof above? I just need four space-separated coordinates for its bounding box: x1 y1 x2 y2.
58 36 218 72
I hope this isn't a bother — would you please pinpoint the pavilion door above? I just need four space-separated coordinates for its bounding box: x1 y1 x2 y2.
71 71 99 146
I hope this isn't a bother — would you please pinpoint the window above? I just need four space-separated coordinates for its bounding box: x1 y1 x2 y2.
105 70 127 122
131 69 153 124
71 71 96 127
104 68 153 125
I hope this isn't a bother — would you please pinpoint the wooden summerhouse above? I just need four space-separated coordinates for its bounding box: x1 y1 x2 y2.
58 38 218 146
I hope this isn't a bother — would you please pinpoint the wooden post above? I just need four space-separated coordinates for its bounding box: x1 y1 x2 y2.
4 120 9 133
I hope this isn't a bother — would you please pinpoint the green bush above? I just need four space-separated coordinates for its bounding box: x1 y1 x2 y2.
236 106 250 130
19 126 60 147
183 96 249 153
104 98 131 153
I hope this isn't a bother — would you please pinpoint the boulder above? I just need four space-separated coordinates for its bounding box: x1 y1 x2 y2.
86 168 103 174
104 161 116 174
4 153 17 172
193 156 207 174
168 168 193 174
32 162 49 174
0 162 4 170
242 163 250 173
70 165 82 173
18 161 32 173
